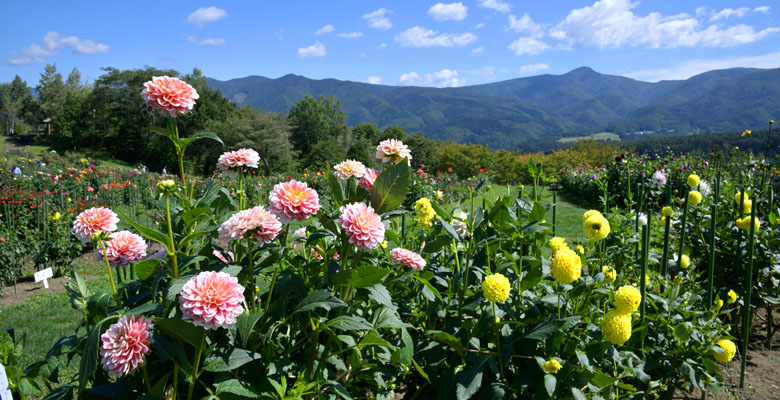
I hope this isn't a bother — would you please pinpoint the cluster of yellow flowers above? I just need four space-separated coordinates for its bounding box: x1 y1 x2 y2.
551 248 582 285
582 210 610 240
736 216 760 232
482 273 511 303
548 236 568 255
735 191 752 214
414 198 436 229
602 285 641 345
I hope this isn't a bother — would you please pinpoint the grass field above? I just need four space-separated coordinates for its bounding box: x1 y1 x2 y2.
557 132 621 143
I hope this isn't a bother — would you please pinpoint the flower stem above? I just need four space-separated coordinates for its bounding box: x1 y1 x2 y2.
142 364 153 394
187 330 206 400
264 263 280 315
494 303 506 382
247 238 255 311
165 194 179 278
98 240 120 305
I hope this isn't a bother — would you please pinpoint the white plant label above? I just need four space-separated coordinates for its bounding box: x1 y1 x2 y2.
34 268 53 289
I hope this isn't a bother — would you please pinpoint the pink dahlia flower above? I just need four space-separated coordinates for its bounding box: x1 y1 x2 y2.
99 315 153 378
179 271 245 330
141 76 199 116
338 203 385 251
268 180 320 223
333 160 367 179
73 207 119 243
100 231 148 266
311 245 339 260
218 206 282 245
358 168 379 191
212 249 235 264
376 139 412 165
216 148 260 176
389 248 426 271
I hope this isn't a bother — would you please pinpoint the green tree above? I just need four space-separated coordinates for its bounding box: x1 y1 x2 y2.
52 68 90 149
0 76 36 135
404 133 439 170
437 142 493 179
288 95 349 168
222 106 295 175
36 64 66 132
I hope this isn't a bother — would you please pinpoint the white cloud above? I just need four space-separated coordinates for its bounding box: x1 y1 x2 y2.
475 23 486 29
754 6 771 14
478 0 510 14
549 0 780 49
297 41 327 58
363 8 393 29
6 31 108 65
519 63 550 75
367 76 382 84
186 6 227 27
337 32 363 39
624 51 780 81
378 42 387 49
471 46 484 54
710 7 749 21
424 69 465 87
428 2 468 21
508 13 542 36
185 35 225 46
395 26 477 47
508 37 549 55
399 72 420 85
316 24 335 35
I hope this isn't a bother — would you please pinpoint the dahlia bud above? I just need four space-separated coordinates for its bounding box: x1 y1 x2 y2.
156 179 177 194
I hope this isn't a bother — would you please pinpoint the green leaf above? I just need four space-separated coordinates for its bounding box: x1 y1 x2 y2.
149 127 172 138
155 318 205 348
365 284 394 308
65 270 90 312
79 316 118 393
41 385 75 400
529 201 547 222
591 371 616 388
411 275 442 302
333 266 389 288
359 331 393 350
571 387 587 400
203 348 262 372
370 159 410 214
327 164 344 206
215 379 263 399
427 330 464 354
439 216 463 242
178 131 224 150
292 290 346 314
523 320 565 341
236 311 264 347
674 324 690 343
398 328 413 365
134 259 161 281
544 374 557 397
118 211 173 254
326 315 374 331
456 355 488 400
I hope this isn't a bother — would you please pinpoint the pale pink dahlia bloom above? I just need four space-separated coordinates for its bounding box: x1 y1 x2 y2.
338 203 385 251
99 315 153 378
333 160 367 179
389 248 426 271
376 139 412 165
268 180 320 223
212 249 235 264
216 148 260 176
141 76 199 116
100 231 148 266
179 271 245 330
73 207 119 243
358 168 379 191
291 227 307 250
218 206 282 245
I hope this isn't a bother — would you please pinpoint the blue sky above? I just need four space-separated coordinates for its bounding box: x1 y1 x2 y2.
1 1 779 87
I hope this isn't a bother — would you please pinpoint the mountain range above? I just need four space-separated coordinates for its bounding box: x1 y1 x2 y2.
206 66 780 151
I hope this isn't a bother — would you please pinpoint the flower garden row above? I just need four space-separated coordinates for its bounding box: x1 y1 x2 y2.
0 76 777 400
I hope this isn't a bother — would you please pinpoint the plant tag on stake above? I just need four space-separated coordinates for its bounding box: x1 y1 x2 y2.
0 362 11 400
34 267 53 289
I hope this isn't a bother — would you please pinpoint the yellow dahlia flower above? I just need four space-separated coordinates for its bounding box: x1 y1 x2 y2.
662 206 674 217
687 174 700 187
577 245 585 255
548 237 568 255
542 359 562 374
712 339 736 363
482 273 511 303
614 285 642 313
584 215 610 240
727 289 738 304
414 198 436 229
714 299 723 312
582 209 603 224
735 192 752 214
602 310 633 345
688 191 702 206
741 129 751 137
736 216 760 232
602 265 616 282
551 248 582 284
680 255 690 269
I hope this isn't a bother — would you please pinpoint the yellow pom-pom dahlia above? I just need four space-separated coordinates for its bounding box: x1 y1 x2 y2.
542 359 562 374
548 237 568 255
602 265 616 282
482 273 511 303
582 209 604 224
736 216 760 232
680 254 691 269
688 191 702 206
584 215 610 240
687 174 700 187
551 248 582 284
712 339 736 363
727 289 738 304
414 198 436 229
602 310 633 345
614 285 642 313
714 299 724 312
662 206 674 217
